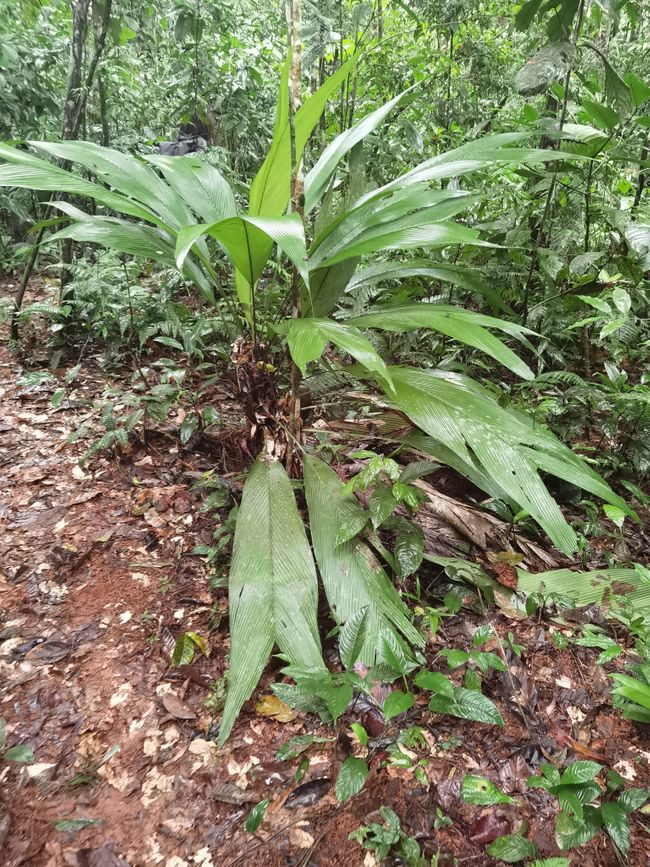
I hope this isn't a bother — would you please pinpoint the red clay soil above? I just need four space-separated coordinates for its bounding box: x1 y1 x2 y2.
1 283 649 867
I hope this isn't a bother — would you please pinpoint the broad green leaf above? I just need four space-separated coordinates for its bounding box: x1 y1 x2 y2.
555 806 602 850
175 213 308 289
581 97 619 130
172 633 196 666
349 303 535 380
383 690 415 721
529 860 570 867
626 73 650 108
336 756 368 803
146 155 237 224
518 567 648 613
612 288 631 315
369 487 397 528
31 140 194 230
394 520 424 579
246 799 270 833
610 673 650 707
414 670 455 697
427 686 504 725
276 734 329 761
284 318 391 385
618 788 649 813
515 0 543 30
303 455 424 668
560 761 601 785
601 802 630 853
219 458 324 744
602 55 632 117
461 775 516 805
487 835 538 863
346 260 514 315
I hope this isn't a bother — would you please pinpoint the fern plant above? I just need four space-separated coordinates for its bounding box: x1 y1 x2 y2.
0 56 631 742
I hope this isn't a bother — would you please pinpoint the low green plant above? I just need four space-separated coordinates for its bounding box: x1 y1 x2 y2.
527 761 649 855
349 806 430 866
0 720 34 764
611 663 650 723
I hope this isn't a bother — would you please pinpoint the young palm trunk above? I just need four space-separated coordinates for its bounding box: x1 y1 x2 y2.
286 0 303 472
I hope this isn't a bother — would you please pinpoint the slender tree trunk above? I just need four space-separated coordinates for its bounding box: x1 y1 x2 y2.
286 0 303 471
376 0 383 39
633 134 649 214
98 73 110 146
63 0 90 141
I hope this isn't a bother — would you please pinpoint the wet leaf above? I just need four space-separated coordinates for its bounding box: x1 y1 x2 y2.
617 788 649 813
555 806 602 850
255 694 297 722
560 761 601 785
414 671 454 697
245 798 269 833
335 756 368 803
461 774 516 806
486 834 538 862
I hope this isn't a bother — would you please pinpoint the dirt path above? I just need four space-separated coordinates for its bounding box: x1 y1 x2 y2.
1 300 649 866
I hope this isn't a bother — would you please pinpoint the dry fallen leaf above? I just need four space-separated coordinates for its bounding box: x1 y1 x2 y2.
255 694 297 722
161 692 196 720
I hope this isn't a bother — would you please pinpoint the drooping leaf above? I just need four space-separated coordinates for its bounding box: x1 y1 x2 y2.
303 455 424 668
349 304 535 380
515 43 575 97
219 458 324 745
414 670 455 697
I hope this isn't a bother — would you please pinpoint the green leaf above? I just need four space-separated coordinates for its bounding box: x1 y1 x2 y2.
303 456 424 670
284 318 391 386
369 487 398 528
276 734 330 761
461 775 516 805
54 818 104 833
428 687 504 725
612 288 631 316
350 723 368 747
515 0 543 30
518 567 647 614
394 520 424 579
414 670 455 697
486 834 538 862
581 97 619 130
146 155 237 224
603 56 632 117
560 761 601 785
336 756 368 803
383 690 415 721
626 73 650 108
618 788 649 813
529 860 570 867
304 86 415 214
555 806 602 850
601 801 630 853
3 745 34 763
349 304 535 380
246 798 270 833
171 633 196 667
218 458 324 745
339 607 369 669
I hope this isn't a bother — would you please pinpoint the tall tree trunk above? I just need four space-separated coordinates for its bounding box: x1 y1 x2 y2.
286 0 303 471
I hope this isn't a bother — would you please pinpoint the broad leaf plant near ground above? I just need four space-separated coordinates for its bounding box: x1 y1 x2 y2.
0 47 638 742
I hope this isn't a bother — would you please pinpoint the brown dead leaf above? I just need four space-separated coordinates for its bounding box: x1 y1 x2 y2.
470 811 511 845
487 551 524 566
161 693 196 720
255 694 297 722
488 562 518 589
